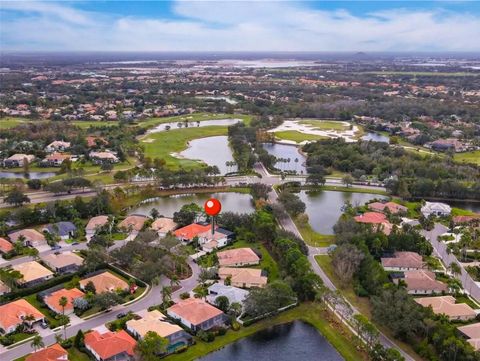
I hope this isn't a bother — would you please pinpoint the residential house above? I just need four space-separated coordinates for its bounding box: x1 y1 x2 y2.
421 202 452 218
79 271 129 294
86 215 110 238
25 343 68 361
86 136 108 148
85 329 136 361
126 310 192 352
42 152 71 167
218 267 268 288
167 298 225 332
44 288 85 315
3 154 35 167
118 215 148 237
429 138 468 153
0 237 13 254
42 252 84 273
89 151 119 164
0 299 44 334
457 323 480 351
151 217 178 237
453 215 480 225
13 261 54 286
207 283 249 307
43 221 77 240
45 141 71 153
174 223 211 243
381 251 424 271
8 229 47 248
354 212 393 235
368 201 407 215
415 296 476 321
217 248 260 267
397 270 448 295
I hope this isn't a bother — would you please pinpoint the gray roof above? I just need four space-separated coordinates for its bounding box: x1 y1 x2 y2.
45 221 77 237
207 283 249 305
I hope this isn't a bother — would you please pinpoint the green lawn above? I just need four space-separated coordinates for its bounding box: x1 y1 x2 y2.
317 185 388 196
299 119 350 131
0 117 29 129
71 120 119 129
165 303 367 361
138 113 251 129
68 347 91 361
454 151 480 166
24 294 61 328
141 126 228 169
274 130 328 143
296 220 334 247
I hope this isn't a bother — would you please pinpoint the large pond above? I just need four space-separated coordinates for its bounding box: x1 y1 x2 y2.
179 136 236 174
148 118 241 134
362 132 390 143
0 171 57 179
299 190 388 235
200 321 343 361
129 192 255 217
442 200 480 214
262 143 307 174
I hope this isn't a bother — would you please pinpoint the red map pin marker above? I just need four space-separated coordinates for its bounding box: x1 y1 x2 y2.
204 198 221 216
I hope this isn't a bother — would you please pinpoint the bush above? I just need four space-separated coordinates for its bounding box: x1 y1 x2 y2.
60 339 73 349
180 292 190 300
231 321 241 331
197 330 215 342
217 327 227 336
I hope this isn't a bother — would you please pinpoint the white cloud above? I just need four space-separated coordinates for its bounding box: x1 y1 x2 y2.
1 0 479 51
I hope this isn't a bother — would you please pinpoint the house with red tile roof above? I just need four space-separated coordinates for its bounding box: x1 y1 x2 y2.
44 288 85 315
85 329 136 361
217 248 260 267
43 152 72 167
368 201 407 215
354 212 393 235
0 237 13 254
0 299 44 334
453 215 480 225
398 270 448 295
86 136 107 148
174 223 211 243
167 298 225 332
381 251 424 271
25 343 68 361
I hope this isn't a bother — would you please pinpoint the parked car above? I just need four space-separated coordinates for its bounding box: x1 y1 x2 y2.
71 242 79 245
51 245 62 250
117 312 127 319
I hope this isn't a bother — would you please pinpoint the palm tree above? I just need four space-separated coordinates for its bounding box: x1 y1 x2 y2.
23 314 36 329
449 262 461 278
31 335 44 352
161 286 172 306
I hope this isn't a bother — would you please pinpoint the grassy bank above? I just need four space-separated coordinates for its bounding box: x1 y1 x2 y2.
0 117 30 129
454 150 480 166
165 303 367 361
71 120 120 129
275 130 328 143
296 221 335 247
299 119 350 131
138 113 251 129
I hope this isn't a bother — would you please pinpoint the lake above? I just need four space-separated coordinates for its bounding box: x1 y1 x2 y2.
262 143 307 174
362 132 390 143
179 136 236 174
148 118 241 134
299 190 388 234
200 321 343 361
129 192 255 217
0 171 57 180
443 200 480 214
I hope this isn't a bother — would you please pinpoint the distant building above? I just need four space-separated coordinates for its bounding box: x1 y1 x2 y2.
42 152 72 167
421 202 452 217
89 151 119 164
368 201 407 215
167 298 225 332
4 154 35 167
45 141 71 153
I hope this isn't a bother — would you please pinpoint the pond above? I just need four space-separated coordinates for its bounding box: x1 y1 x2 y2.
197 96 238 105
128 192 255 217
200 321 343 361
179 136 236 174
362 132 390 143
148 118 241 134
0 171 57 180
442 200 480 214
262 143 307 174
299 190 388 235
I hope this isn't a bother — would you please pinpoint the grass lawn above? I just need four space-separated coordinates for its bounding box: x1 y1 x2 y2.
141 125 228 169
71 120 119 129
299 119 350 131
455 295 480 309
274 130 328 143
0 117 29 129
296 220 335 247
315 255 423 361
454 150 480 166
24 294 60 328
316 185 388 196
68 347 91 361
452 207 478 216
138 112 251 129
165 302 367 361
424 256 444 271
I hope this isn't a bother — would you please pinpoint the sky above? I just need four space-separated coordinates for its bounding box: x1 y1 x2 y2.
1 1 480 52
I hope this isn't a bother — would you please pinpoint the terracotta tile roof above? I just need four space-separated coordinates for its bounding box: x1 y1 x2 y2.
8 229 46 243
403 270 447 293
119 215 148 232
126 310 183 338
79 271 129 294
453 215 480 224
368 201 407 214
354 212 387 224
218 267 267 287
167 298 223 326
458 322 480 342
12 261 54 284
42 252 84 270
0 237 13 253
45 152 70 162
85 330 136 360
85 215 109 231
44 288 85 313
25 343 68 361
86 136 107 148
0 299 44 331
217 248 260 267
415 296 476 319
174 223 211 240
151 217 178 233
381 251 423 269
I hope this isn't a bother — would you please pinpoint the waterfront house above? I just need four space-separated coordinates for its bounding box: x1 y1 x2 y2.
119 215 149 237
85 215 110 238
4 154 35 167
368 201 407 215
421 202 452 217
151 217 178 237
166 298 225 332
207 283 249 307
354 212 393 235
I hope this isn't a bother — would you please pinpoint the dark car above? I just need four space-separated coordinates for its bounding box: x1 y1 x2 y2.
71 242 79 246
116 312 127 319
51 245 62 250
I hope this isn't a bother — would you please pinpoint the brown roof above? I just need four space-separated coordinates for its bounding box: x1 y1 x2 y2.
368 201 408 214
381 251 423 269
85 330 136 359
403 270 447 292
42 251 84 269
12 261 54 283
119 215 148 232
458 323 480 342
126 309 183 338
25 344 68 361
453 215 480 224
8 229 46 243
79 271 128 293
0 299 44 331
85 215 109 231
44 288 85 313
151 217 178 233
167 298 223 326
0 237 13 253
217 248 260 267
415 296 476 318
218 267 267 286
